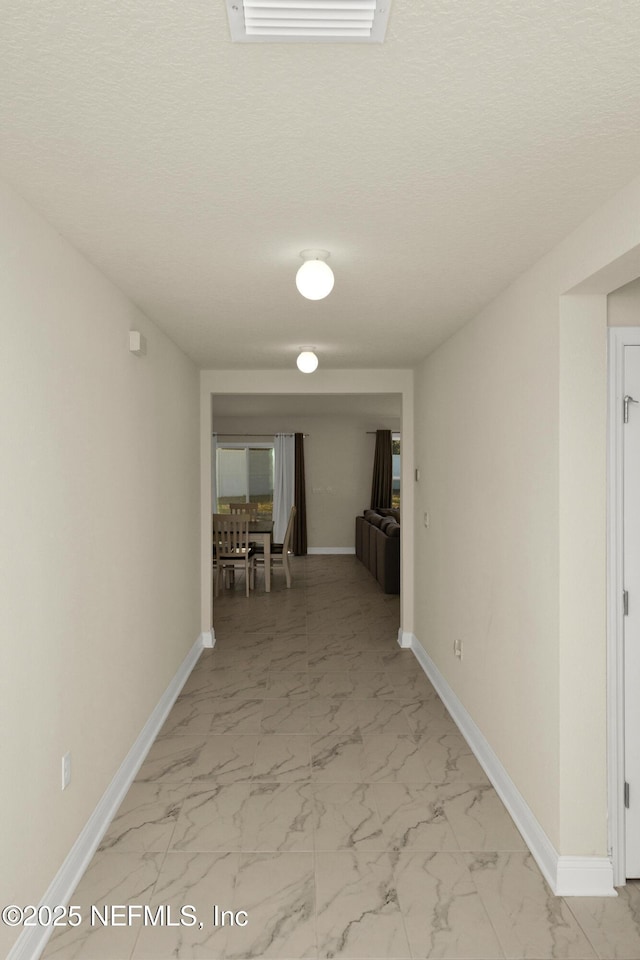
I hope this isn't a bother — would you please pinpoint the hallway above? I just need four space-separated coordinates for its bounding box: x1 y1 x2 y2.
44 556 640 959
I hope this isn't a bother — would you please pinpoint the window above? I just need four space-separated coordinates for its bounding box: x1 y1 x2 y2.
215 443 274 516
392 434 401 509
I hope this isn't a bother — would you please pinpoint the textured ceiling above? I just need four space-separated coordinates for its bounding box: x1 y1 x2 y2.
1 1 640 369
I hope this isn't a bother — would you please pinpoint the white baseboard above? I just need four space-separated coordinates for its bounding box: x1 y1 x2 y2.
409 634 615 898
556 857 617 896
8 634 206 960
397 628 413 648
307 547 356 555
200 629 215 648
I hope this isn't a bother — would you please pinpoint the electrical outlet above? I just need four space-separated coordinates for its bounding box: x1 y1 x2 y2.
62 752 71 790
453 639 463 660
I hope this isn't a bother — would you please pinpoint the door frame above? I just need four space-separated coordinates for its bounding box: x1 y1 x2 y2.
607 326 640 885
199 370 415 642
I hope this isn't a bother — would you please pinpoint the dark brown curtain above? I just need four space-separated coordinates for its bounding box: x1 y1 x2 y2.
370 429 393 509
293 433 307 555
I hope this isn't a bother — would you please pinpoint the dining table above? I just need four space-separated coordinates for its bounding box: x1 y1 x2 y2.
249 519 274 592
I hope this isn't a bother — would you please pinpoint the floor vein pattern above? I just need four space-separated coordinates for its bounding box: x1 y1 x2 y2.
42 556 640 959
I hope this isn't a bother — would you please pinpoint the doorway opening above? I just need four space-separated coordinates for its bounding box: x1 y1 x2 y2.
202 386 412 644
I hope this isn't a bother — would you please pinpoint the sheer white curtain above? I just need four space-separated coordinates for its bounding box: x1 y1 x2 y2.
272 433 295 543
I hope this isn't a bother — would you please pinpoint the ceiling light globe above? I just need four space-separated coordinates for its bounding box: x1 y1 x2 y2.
295 259 334 300
296 350 319 374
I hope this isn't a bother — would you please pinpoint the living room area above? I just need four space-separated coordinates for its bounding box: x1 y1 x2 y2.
209 390 403 604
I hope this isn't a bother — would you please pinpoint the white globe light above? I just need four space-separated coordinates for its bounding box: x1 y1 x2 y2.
296 350 319 374
295 259 334 300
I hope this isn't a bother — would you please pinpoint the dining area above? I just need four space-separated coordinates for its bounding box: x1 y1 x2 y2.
211 430 307 601
212 503 297 599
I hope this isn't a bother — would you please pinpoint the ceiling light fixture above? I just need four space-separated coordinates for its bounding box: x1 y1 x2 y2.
295 250 334 300
296 349 319 373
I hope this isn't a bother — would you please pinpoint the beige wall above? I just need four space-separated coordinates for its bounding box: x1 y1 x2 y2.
558 294 608 854
413 173 640 858
608 275 640 325
0 180 200 956
414 273 562 842
212 413 400 549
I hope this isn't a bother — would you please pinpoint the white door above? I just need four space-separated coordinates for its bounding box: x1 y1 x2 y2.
624 345 640 877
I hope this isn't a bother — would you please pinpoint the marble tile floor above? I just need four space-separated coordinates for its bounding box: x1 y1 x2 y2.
42 556 640 959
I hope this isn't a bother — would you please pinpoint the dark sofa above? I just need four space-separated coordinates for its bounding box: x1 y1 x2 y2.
355 508 400 594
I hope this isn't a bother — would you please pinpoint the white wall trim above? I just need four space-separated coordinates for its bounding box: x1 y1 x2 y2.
7 635 206 960
307 547 356 555
397 628 413 648
556 857 618 897
410 635 616 897
607 326 640 887
201 629 215 648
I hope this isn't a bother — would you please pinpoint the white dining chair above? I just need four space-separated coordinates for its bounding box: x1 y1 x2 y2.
255 505 296 588
212 513 256 598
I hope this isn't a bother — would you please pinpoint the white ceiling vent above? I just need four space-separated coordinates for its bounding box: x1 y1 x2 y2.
225 0 392 43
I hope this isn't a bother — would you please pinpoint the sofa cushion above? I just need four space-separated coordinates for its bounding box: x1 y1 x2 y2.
368 525 378 577
375 528 400 593
361 517 370 561
356 509 400 594
355 515 364 560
